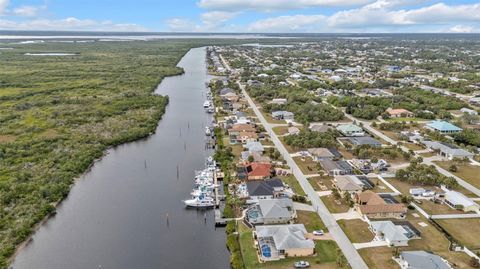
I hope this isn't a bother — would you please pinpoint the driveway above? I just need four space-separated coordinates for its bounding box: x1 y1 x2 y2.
353 241 389 249
333 209 362 221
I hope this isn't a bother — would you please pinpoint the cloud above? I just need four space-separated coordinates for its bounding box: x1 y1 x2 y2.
13 5 45 17
0 0 9 14
200 11 239 30
198 0 372 11
0 17 147 31
448 25 477 33
248 14 327 32
166 18 196 32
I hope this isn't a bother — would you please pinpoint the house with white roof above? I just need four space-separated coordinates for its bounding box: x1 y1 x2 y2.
246 198 296 225
422 141 474 160
369 221 420 247
443 188 480 213
255 224 315 261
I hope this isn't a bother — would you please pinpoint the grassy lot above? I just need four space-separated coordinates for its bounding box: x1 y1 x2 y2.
293 156 321 175
358 247 400 269
436 218 480 250
272 126 290 136
386 117 424 123
387 178 477 198
370 179 394 193
418 200 467 215
278 174 306 196
419 151 437 158
279 136 302 153
320 195 350 213
308 176 333 191
231 144 244 161
338 220 374 243
400 142 424 151
238 223 344 269
297 210 328 232
435 161 480 190
337 147 355 160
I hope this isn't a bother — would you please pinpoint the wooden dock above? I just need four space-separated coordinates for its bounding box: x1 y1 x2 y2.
213 170 220 208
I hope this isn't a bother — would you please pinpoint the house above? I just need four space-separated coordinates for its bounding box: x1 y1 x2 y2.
355 191 407 219
397 251 452 269
236 132 258 144
241 151 271 164
443 188 480 213
272 111 295 121
219 87 235 96
308 148 335 161
369 221 419 247
309 123 333 133
386 108 414 118
319 160 354 176
228 123 256 136
334 176 363 196
246 198 296 225
345 136 382 148
246 179 285 201
270 98 288 105
337 124 365 137
255 224 315 261
461 107 478 116
422 141 474 160
409 188 435 197
240 162 272 181
425 120 462 134
244 141 264 154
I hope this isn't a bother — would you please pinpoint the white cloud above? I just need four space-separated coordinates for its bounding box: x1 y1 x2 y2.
448 25 477 33
166 18 196 32
0 0 9 15
198 0 372 11
12 5 44 17
248 14 326 32
245 1 480 33
200 11 239 30
0 17 147 31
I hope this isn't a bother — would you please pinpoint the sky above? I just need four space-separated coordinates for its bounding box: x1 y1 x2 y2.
0 0 480 33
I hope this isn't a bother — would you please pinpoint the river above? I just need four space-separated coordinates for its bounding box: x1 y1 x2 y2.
11 47 230 269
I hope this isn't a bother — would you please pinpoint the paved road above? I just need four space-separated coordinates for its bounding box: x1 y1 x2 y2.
239 82 369 269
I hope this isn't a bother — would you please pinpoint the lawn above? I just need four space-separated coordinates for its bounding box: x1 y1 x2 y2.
400 142 424 151
320 195 350 213
278 174 306 196
418 200 467 215
387 178 476 198
338 219 374 243
436 218 480 250
293 156 321 175
308 176 333 191
272 126 290 136
238 223 343 269
358 247 400 269
435 161 480 190
297 210 328 232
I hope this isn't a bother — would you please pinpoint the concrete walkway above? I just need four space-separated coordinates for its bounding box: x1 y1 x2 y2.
353 240 389 249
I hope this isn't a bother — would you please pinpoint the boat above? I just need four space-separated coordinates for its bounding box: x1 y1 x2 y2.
205 126 211 136
207 106 215 113
203 100 211 108
183 195 215 208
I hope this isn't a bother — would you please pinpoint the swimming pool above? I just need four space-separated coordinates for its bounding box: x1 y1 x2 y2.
261 244 271 258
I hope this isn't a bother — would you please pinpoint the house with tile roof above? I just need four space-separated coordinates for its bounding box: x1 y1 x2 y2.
355 191 407 219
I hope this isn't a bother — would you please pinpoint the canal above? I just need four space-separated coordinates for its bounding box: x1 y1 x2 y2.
11 47 230 269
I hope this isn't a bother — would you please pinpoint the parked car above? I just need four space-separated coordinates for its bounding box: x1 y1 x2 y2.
294 261 310 268
313 230 324 236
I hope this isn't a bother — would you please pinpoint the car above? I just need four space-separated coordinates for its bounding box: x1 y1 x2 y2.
312 230 324 236
294 261 310 268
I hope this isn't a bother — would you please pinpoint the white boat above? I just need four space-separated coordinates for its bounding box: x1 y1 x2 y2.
184 195 215 208
207 106 215 113
205 126 211 136
203 100 211 108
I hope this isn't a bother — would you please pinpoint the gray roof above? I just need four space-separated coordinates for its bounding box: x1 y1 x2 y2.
347 136 382 147
310 124 333 133
247 179 284 197
370 221 409 243
335 176 363 192
256 224 314 250
423 141 474 158
400 251 451 269
258 198 294 219
308 148 335 158
320 160 353 173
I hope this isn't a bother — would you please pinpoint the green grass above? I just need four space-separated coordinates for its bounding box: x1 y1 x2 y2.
278 174 306 196
296 210 328 232
338 220 374 243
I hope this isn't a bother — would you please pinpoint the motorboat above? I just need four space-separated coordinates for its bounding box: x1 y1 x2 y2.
205 126 211 136
183 195 215 208
203 100 211 108
207 106 215 113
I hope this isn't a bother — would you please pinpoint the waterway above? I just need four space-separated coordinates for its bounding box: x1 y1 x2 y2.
11 47 230 269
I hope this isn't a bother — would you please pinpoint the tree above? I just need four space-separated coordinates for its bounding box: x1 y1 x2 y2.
470 257 480 268
448 164 458 172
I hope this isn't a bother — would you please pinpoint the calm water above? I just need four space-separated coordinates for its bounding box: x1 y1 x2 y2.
11 47 230 269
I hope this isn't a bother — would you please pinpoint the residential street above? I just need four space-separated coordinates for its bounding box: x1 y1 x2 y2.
238 82 369 269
